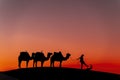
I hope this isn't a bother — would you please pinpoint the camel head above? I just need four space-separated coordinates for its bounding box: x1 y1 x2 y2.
64 53 71 60
47 52 52 57
45 52 52 60
66 53 71 57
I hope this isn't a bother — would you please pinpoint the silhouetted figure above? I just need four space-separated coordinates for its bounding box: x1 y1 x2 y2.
50 51 71 67
77 54 88 69
32 52 52 67
18 51 32 68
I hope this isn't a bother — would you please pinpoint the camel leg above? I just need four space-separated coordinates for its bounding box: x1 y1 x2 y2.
18 60 21 68
60 61 62 68
36 61 37 67
41 61 43 67
33 60 34 67
26 61 29 68
50 62 52 67
53 61 54 67
50 61 52 67
50 60 54 67
33 60 35 68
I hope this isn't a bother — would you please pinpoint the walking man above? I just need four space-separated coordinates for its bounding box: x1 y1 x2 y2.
77 54 88 69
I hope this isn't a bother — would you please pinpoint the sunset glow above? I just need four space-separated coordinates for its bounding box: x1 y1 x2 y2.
0 0 120 74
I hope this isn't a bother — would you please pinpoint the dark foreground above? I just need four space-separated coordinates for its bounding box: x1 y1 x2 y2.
2 67 120 80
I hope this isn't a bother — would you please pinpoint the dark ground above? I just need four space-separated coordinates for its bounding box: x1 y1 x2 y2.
2 67 120 80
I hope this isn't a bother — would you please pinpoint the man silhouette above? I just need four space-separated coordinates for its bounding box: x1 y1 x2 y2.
77 54 88 69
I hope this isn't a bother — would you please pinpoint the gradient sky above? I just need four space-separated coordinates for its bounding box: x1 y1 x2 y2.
0 0 120 74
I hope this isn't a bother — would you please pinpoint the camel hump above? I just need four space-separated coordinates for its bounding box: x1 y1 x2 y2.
54 51 63 56
36 52 44 56
54 51 62 54
20 51 29 56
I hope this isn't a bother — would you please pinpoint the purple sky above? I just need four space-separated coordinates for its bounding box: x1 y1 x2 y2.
0 0 120 72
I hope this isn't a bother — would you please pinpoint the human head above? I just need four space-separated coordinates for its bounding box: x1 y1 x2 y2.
81 54 84 56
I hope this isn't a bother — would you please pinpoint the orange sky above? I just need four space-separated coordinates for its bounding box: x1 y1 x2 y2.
0 0 120 74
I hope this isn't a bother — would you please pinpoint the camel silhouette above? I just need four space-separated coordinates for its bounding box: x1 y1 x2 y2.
32 52 52 67
18 51 32 68
50 51 71 67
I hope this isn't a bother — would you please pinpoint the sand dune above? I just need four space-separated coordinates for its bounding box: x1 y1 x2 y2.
0 73 18 80
2 67 120 80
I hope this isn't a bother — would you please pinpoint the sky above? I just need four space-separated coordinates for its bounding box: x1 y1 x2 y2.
0 0 120 74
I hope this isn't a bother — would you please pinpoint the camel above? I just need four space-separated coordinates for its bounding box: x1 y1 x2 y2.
50 51 71 67
32 52 52 67
18 51 32 68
